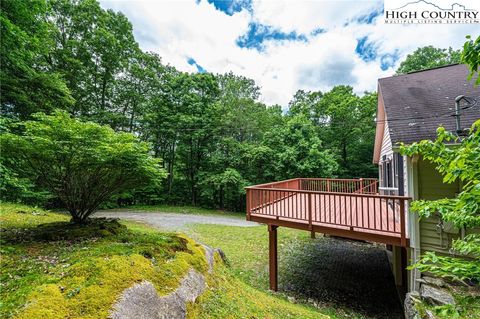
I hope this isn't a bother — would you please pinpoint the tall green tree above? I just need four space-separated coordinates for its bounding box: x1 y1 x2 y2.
288 86 377 178
396 46 461 74
0 0 73 118
262 115 338 180
49 0 139 122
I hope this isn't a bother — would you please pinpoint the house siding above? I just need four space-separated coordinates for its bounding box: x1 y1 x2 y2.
417 157 461 253
380 121 393 159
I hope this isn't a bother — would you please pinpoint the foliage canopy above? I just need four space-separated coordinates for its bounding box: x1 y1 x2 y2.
462 35 480 85
396 46 461 74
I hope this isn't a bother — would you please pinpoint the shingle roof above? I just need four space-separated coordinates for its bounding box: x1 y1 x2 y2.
378 64 480 144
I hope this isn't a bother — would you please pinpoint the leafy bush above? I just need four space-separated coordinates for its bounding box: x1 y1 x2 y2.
462 35 480 85
1 111 166 223
401 120 480 282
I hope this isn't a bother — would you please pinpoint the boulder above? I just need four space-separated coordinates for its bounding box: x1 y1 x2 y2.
110 243 226 319
404 291 421 319
423 276 446 288
110 269 206 319
420 284 455 306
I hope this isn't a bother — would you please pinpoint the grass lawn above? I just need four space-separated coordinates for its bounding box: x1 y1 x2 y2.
189 224 310 289
188 224 360 319
0 203 333 319
187 223 480 319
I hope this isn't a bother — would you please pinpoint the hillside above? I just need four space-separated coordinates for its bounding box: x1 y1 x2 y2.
0 203 328 319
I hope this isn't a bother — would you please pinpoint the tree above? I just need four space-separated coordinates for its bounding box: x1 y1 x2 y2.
48 0 139 122
401 120 480 282
262 115 338 180
289 86 378 178
396 46 461 74
462 35 480 85
0 0 73 118
1 111 166 223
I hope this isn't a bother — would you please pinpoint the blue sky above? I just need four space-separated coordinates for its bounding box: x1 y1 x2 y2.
100 0 478 106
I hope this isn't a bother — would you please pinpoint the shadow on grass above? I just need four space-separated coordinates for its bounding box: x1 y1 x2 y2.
280 237 403 319
1 218 128 243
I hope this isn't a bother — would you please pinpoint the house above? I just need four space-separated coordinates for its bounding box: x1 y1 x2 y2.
373 64 480 291
244 64 479 294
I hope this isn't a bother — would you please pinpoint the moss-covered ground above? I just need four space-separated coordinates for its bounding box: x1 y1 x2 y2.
0 203 207 319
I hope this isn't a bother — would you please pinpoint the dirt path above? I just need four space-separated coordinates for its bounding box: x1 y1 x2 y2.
94 211 257 231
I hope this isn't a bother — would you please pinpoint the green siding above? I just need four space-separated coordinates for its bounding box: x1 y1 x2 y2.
417 158 460 253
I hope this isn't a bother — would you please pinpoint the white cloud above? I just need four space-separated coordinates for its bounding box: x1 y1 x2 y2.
100 0 478 106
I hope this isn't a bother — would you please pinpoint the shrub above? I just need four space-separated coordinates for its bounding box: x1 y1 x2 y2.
1 111 166 223
401 120 480 283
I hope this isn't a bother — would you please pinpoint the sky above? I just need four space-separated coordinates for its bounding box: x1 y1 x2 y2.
100 0 478 107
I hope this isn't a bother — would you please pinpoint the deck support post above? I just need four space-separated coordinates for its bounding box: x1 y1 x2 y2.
268 225 278 291
401 247 408 288
310 231 316 239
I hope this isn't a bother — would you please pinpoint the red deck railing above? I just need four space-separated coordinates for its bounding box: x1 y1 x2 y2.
246 178 409 247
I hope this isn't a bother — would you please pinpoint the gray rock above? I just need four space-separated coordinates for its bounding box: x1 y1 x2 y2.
423 276 446 288
404 292 421 319
201 245 227 272
110 269 206 319
420 284 455 306
201 244 215 273
425 309 436 319
175 269 207 303
110 244 228 319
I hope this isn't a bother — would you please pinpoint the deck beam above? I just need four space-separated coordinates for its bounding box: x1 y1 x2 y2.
268 225 278 291
252 215 409 247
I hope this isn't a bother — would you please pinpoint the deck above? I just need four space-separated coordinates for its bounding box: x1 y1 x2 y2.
245 178 411 290
246 178 410 246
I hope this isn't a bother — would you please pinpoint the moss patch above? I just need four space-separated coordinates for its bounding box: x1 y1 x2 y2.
0 203 208 319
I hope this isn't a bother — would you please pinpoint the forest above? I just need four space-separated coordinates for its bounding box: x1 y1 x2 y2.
0 0 465 212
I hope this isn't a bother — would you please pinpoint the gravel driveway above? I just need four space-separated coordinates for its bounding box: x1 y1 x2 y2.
94 210 257 231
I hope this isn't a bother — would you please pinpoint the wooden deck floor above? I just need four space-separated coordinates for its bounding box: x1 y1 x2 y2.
249 193 408 245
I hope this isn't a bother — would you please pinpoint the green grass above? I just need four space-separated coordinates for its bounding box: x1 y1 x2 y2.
100 204 244 218
189 265 329 319
0 203 207 319
187 225 354 318
189 224 310 289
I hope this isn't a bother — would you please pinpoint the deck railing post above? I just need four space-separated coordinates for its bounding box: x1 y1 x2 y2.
400 199 406 247
246 188 251 221
359 178 363 194
308 193 312 230
268 225 278 291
